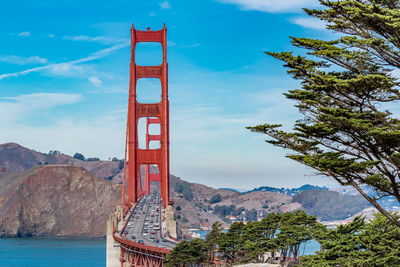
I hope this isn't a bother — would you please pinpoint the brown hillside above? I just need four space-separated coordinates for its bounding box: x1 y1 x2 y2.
169 175 299 229
211 191 300 213
0 142 122 180
0 165 121 237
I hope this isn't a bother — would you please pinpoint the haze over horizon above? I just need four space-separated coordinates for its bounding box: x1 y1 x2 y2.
0 0 344 189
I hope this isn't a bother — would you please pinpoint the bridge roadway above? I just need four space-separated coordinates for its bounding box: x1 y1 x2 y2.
122 193 176 250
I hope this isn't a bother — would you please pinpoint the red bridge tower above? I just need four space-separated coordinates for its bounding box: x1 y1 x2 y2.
122 25 170 210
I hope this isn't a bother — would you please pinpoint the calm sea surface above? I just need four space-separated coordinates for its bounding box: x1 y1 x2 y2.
0 238 105 267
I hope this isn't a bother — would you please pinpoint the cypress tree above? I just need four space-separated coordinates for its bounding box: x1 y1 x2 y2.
248 0 400 227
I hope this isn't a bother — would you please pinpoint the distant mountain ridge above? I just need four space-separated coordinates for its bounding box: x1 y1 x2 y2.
222 184 328 196
218 188 247 193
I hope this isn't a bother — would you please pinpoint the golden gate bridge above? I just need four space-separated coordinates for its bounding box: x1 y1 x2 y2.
107 24 178 267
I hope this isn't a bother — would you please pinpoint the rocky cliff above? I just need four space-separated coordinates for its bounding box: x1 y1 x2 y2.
0 165 121 237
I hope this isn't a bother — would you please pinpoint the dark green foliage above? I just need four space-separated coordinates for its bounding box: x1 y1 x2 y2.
204 222 223 264
245 208 258 221
183 185 194 201
277 210 322 262
176 205 181 211
214 205 246 219
213 205 235 217
219 211 321 265
86 157 100 161
168 211 323 265
232 207 245 217
73 153 85 161
165 239 206 267
182 217 189 223
175 181 185 193
118 160 124 170
218 222 246 264
48 150 60 155
111 157 119 162
293 189 370 220
175 180 193 201
301 213 400 266
209 193 222 204
248 0 400 227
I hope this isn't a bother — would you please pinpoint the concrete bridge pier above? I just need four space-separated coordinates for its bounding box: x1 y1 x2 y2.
107 206 125 267
164 205 177 239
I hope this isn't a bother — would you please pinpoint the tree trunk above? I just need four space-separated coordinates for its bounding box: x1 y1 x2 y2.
350 181 400 227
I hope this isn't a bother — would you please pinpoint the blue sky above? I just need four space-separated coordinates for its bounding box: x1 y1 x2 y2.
0 0 342 189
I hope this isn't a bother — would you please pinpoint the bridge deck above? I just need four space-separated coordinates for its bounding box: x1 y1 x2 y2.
121 193 176 249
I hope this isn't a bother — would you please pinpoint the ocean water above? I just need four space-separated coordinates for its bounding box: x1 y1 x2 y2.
0 238 105 267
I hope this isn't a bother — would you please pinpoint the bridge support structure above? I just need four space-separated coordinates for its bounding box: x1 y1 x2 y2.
122 24 171 210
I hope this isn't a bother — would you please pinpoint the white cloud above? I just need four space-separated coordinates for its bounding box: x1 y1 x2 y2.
159 0 171 9
46 62 91 77
181 43 201 48
88 76 102 87
64 35 127 44
216 0 319 13
18 31 31 37
167 40 176 46
0 93 81 124
0 55 48 65
9 31 31 37
292 17 326 30
0 42 129 80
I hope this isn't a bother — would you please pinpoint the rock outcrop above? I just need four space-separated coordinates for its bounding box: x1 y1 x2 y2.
0 165 121 237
